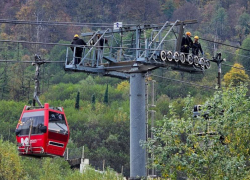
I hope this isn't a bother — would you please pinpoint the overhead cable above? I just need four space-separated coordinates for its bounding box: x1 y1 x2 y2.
151 74 217 90
222 63 250 72
199 37 250 53
0 19 137 27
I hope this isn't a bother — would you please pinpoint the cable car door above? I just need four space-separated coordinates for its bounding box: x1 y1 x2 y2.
47 111 69 156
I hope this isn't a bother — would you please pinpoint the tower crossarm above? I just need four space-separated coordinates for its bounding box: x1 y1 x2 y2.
64 19 209 78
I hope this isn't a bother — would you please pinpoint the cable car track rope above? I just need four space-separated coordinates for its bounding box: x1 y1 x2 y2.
0 19 250 52
0 19 136 27
151 74 217 91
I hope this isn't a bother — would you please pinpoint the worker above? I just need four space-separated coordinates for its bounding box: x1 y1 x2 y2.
71 34 86 64
181 32 193 55
97 34 109 65
192 36 203 56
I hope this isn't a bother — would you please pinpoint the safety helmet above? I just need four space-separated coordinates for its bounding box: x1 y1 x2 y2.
194 36 199 39
74 34 79 38
186 32 191 36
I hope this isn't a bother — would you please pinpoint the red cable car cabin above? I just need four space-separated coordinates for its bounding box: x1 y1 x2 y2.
15 103 70 157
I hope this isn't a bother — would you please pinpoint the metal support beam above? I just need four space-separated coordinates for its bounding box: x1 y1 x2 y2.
80 20 198 37
135 27 140 59
33 55 44 107
130 73 146 178
149 20 179 60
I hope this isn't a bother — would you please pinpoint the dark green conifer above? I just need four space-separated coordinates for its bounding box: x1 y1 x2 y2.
91 94 95 110
103 84 108 104
75 91 80 110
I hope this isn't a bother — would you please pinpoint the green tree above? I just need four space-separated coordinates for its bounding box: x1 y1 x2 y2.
0 100 24 142
161 0 175 20
0 139 25 180
39 158 63 180
235 12 250 45
211 7 228 39
239 35 250 71
144 85 250 179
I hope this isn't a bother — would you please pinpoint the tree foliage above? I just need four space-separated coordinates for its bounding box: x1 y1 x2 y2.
239 35 250 71
144 85 250 179
235 12 250 45
0 139 24 180
0 139 124 179
223 63 249 87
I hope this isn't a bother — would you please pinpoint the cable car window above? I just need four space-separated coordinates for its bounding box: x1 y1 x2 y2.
48 111 68 135
17 111 45 136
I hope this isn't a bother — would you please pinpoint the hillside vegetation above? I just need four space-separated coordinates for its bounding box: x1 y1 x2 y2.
0 0 250 178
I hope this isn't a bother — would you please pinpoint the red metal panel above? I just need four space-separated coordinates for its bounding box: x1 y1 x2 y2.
48 131 68 142
44 105 49 153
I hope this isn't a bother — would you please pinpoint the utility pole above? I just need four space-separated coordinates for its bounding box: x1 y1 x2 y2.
218 58 222 88
130 72 146 178
130 26 147 179
150 80 156 176
211 53 225 88
146 74 149 176
146 77 156 177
